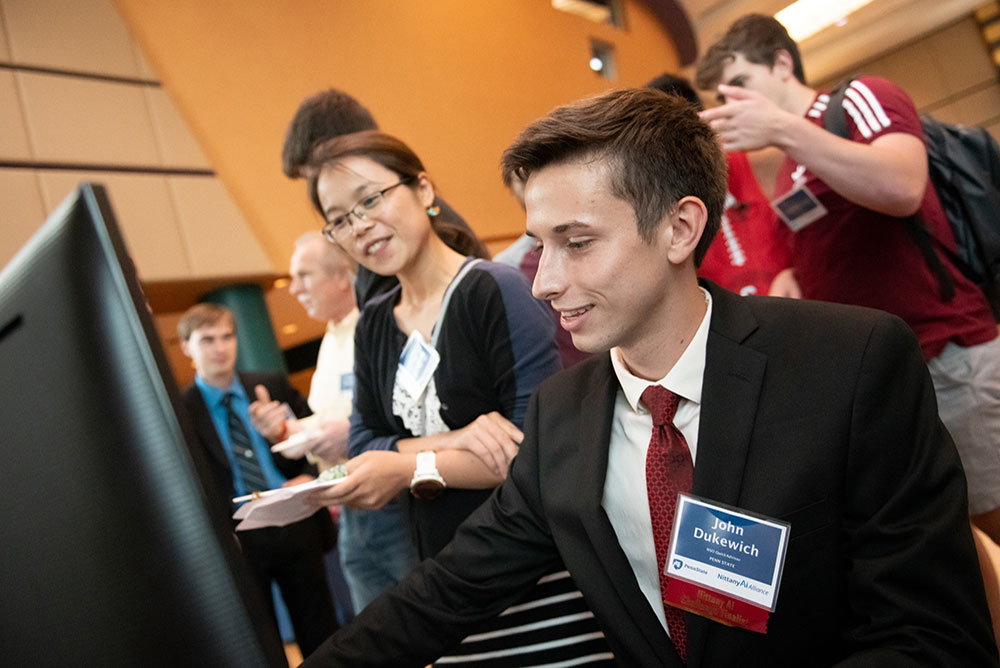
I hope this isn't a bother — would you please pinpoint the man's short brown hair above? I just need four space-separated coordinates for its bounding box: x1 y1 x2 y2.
500 87 726 266
695 14 805 91
177 303 234 342
281 89 378 178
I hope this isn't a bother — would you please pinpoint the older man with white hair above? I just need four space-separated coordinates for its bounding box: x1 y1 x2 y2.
252 231 419 614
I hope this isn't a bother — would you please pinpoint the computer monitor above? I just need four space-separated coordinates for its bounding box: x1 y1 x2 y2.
0 183 285 666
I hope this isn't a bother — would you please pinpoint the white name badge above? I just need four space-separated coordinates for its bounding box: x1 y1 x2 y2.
771 184 827 232
396 330 439 399
667 494 790 612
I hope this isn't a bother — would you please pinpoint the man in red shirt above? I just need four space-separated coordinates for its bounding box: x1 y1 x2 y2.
696 15 1000 548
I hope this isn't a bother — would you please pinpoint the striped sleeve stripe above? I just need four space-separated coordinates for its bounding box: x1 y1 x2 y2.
519 653 617 667
434 632 608 663
460 611 599 643
538 570 571 584
844 88 882 134
842 98 873 138
499 591 585 616
808 97 827 118
840 80 894 140
851 80 892 128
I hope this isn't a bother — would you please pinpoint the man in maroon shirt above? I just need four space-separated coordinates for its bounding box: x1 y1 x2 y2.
696 14 1000 552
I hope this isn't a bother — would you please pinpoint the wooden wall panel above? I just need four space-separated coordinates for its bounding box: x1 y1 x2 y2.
168 175 274 277
0 169 46 265
17 71 161 165
0 71 31 160
2 0 143 77
35 170 192 281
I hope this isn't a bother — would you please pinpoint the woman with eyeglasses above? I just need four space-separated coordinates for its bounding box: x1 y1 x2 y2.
304 130 614 666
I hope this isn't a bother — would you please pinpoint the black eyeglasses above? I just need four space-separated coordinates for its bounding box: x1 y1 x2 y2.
322 176 414 242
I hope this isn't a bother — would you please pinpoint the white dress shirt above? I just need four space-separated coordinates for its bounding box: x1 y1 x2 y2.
602 288 712 633
304 307 358 424
294 308 358 469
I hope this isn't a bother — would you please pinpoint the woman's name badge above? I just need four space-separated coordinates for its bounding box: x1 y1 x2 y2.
663 494 790 634
771 185 827 232
396 330 440 399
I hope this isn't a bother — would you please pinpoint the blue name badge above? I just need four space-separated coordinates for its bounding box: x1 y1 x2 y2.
667 494 789 612
396 330 440 399
771 184 827 232
340 371 354 393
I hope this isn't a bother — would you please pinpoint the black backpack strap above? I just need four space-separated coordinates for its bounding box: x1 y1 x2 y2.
905 215 956 302
823 80 852 139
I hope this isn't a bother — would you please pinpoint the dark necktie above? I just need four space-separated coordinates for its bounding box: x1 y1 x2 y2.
641 385 694 664
221 391 269 494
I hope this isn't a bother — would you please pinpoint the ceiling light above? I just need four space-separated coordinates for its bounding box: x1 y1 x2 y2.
775 0 874 41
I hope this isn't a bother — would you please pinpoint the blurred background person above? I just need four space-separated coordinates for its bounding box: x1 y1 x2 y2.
177 302 339 661
252 231 420 616
697 13 1000 543
646 72 796 298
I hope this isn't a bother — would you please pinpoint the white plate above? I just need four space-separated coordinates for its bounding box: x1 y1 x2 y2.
270 429 322 454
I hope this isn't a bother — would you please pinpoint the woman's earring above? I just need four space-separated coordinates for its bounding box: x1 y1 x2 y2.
427 206 440 217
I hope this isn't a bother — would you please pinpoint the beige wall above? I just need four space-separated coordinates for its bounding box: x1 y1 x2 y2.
2 0 684 388
818 16 1000 139
0 0 275 281
111 0 682 266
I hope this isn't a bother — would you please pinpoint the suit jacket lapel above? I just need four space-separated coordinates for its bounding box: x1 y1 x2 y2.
693 285 766 504
577 356 684 667
686 282 767 666
183 385 231 471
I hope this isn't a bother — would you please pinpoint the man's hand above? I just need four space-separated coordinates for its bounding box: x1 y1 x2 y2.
440 412 523 478
768 268 802 299
306 451 411 510
249 385 288 442
700 85 791 153
311 417 350 462
271 417 349 461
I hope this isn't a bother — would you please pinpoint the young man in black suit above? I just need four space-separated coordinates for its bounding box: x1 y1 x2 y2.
301 88 997 666
177 302 338 659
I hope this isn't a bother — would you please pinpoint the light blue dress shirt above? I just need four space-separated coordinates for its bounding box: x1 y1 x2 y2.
194 375 287 496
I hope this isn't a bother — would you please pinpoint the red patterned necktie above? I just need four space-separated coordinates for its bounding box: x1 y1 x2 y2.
641 384 694 664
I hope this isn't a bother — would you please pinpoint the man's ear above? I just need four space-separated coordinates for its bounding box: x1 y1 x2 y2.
664 196 707 266
772 49 795 81
180 340 191 358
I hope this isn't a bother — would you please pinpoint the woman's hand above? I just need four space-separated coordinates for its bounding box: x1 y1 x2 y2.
439 411 523 477
306 450 413 510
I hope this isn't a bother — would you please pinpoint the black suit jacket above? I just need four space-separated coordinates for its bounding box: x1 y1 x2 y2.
305 282 997 667
180 371 334 550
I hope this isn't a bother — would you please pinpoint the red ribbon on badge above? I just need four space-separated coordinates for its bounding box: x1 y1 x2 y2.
663 578 771 634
